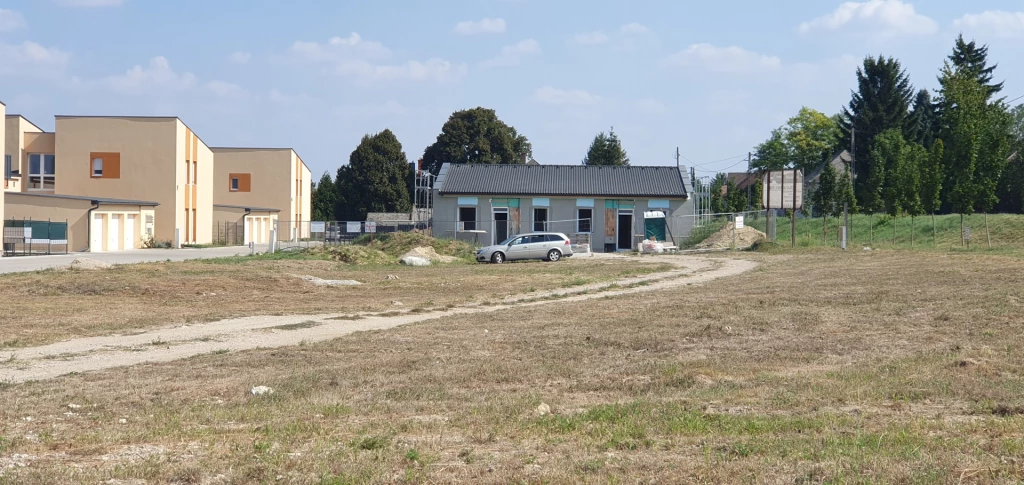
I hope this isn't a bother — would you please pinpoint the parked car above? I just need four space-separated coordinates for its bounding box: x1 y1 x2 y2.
476 232 574 264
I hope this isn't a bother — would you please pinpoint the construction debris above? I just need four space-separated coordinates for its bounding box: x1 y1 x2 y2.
293 275 362 287
69 258 112 271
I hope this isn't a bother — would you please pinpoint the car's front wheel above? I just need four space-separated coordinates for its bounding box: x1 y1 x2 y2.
491 252 505 264
546 249 561 262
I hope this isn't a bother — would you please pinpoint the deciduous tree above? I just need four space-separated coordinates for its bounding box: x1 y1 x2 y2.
336 129 413 221
422 107 533 175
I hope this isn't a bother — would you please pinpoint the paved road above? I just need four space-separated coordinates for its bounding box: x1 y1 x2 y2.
0 245 271 274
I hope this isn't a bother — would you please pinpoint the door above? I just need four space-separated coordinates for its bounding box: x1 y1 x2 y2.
91 214 103 252
617 212 633 251
245 217 252 245
493 209 509 244
526 234 550 258
108 214 121 252
124 215 136 250
505 235 531 260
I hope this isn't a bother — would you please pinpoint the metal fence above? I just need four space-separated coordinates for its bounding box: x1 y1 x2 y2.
3 219 70 256
212 221 246 247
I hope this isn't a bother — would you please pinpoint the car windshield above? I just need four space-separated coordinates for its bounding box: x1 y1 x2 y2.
499 236 520 246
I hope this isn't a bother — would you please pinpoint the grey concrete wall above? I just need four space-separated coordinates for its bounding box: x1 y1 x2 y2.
431 192 695 251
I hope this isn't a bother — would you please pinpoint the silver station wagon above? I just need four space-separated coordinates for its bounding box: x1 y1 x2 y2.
476 232 574 264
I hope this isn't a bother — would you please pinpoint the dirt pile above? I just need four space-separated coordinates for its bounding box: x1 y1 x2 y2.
359 232 474 261
319 246 395 265
696 223 766 250
402 246 458 263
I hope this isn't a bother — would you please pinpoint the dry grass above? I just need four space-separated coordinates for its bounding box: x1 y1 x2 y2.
0 255 668 348
3 250 1024 483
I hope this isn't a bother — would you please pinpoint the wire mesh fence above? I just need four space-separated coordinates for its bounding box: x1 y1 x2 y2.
212 221 246 247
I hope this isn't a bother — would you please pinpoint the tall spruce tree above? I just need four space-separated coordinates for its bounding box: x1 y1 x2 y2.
840 56 915 206
582 128 630 166
943 34 1004 101
996 106 1024 213
336 129 413 221
907 89 938 148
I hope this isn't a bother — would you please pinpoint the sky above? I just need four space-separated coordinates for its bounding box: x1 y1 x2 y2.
2 0 1023 180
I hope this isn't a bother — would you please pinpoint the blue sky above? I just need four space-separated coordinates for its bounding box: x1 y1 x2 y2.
2 1 1023 179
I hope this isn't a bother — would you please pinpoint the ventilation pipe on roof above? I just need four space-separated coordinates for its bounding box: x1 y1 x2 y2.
85 200 100 252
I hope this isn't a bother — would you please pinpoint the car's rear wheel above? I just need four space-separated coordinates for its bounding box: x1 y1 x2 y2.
547 249 561 262
491 252 505 264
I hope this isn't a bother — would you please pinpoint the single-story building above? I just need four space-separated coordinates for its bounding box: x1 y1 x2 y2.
4 192 158 253
431 163 694 252
212 204 279 245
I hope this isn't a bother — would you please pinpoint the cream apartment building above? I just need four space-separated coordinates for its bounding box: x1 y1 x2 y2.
4 114 54 193
53 116 214 246
211 147 311 240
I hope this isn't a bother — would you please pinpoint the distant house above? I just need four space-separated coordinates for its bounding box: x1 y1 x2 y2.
805 150 852 189
431 163 694 252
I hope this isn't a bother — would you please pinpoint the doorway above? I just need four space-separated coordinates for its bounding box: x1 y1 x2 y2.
493 208 509 244
617 211 633 251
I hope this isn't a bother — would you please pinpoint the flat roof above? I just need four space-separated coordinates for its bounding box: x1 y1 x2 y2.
6 192 160 206
54 115 211 148
436 163 690 198
213 204 281 213
210 147 311 173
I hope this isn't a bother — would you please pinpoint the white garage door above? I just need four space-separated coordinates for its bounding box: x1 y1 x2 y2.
108 214 120 252
124 214 136 250
91 214 103 252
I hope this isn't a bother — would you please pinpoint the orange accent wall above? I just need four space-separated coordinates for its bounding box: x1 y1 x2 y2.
89 152 121 179
229 173 252 192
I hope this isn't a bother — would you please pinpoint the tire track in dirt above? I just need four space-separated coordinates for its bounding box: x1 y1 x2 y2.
0 256 756 383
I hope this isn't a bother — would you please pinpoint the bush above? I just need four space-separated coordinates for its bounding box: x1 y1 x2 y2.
318 245 395 265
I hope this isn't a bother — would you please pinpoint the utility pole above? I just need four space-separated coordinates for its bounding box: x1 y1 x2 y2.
676 147 681 170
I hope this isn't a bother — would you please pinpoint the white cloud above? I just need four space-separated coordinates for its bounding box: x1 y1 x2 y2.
620 22 651 35
229 51 252 64
532 86 601 106
453 18 506 35
662 43 782 73
634 98 668 115
0 41 71 79
336 59 467 84
336 100 407 118
290 33 390 63
105 56 197 95
269 89 316 105
482 38 541 67
0 9 26 32
799 0 937 36
207 80 247 99
56 0 125 6
289 33 462 84
955 11 1024 38
572 31 609 45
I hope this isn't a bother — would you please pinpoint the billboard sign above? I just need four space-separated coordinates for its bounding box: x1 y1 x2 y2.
762 169 804 209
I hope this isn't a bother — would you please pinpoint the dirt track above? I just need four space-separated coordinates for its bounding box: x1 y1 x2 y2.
0 256 756 383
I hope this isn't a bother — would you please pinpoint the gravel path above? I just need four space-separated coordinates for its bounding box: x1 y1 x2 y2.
0 256 756 383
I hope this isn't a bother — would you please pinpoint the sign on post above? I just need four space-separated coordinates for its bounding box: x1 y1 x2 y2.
310 221 326 233
346 222 362 233
365 222 377 233
762 170 804 209
735 215 745 229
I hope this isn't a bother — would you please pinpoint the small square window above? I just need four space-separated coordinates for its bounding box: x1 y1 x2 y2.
231 178 239 191
92 157 103 177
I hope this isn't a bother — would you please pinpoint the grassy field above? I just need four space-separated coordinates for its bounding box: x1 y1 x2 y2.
688 212 1024 250
2 250 1024 483
0 253 669 348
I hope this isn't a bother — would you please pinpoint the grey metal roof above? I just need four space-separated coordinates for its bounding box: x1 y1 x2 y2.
6 192 160 206
436 163 689 198
213 204 281 213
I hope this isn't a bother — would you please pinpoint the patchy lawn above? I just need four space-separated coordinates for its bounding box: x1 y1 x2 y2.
0 255 669 348
2 250 1024 483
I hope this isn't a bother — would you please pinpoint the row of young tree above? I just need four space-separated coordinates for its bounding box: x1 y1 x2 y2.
750 35 1024 240
310 108 632 221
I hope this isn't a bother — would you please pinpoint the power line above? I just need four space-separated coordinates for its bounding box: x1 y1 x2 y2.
685 153 748 169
